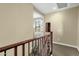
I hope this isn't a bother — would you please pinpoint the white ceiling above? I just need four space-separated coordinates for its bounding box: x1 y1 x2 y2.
33 3 79 15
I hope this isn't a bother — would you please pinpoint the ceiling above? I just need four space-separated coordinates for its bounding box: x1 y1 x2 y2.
33 3 79 15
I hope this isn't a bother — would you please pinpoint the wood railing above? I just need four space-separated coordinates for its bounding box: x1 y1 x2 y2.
0 32 53 56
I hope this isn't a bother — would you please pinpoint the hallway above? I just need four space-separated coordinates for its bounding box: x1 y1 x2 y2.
53 44 79 56
0 3 79 56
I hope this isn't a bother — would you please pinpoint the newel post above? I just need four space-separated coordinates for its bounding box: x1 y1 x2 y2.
50 32 53 55
45 22 53 55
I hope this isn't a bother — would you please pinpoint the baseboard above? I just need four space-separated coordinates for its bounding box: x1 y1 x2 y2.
53 42 79 52
53 42 77 49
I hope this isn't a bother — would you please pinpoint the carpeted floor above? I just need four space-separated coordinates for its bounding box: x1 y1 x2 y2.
53 44 79 56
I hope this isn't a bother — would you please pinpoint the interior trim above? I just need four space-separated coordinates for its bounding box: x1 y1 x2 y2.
53 41 77 49
53 42 79 52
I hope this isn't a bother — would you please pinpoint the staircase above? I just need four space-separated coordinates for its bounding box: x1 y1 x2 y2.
0 32 53 56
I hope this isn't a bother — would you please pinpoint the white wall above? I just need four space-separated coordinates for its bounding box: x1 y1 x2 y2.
77 7 79 50
0 3 33 56
45 7 78 46
33 10 43 18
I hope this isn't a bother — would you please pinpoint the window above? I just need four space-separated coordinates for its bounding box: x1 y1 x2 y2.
33 18 44 37
33 11 44 37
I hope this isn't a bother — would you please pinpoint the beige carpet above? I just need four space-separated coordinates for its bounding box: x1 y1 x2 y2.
53 44 79 56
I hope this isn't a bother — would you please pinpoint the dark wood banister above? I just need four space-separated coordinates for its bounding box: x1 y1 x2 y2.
0 32 53 56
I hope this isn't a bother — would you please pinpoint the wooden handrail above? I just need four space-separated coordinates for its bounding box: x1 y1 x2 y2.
0 32 53 56
0 35 48 52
